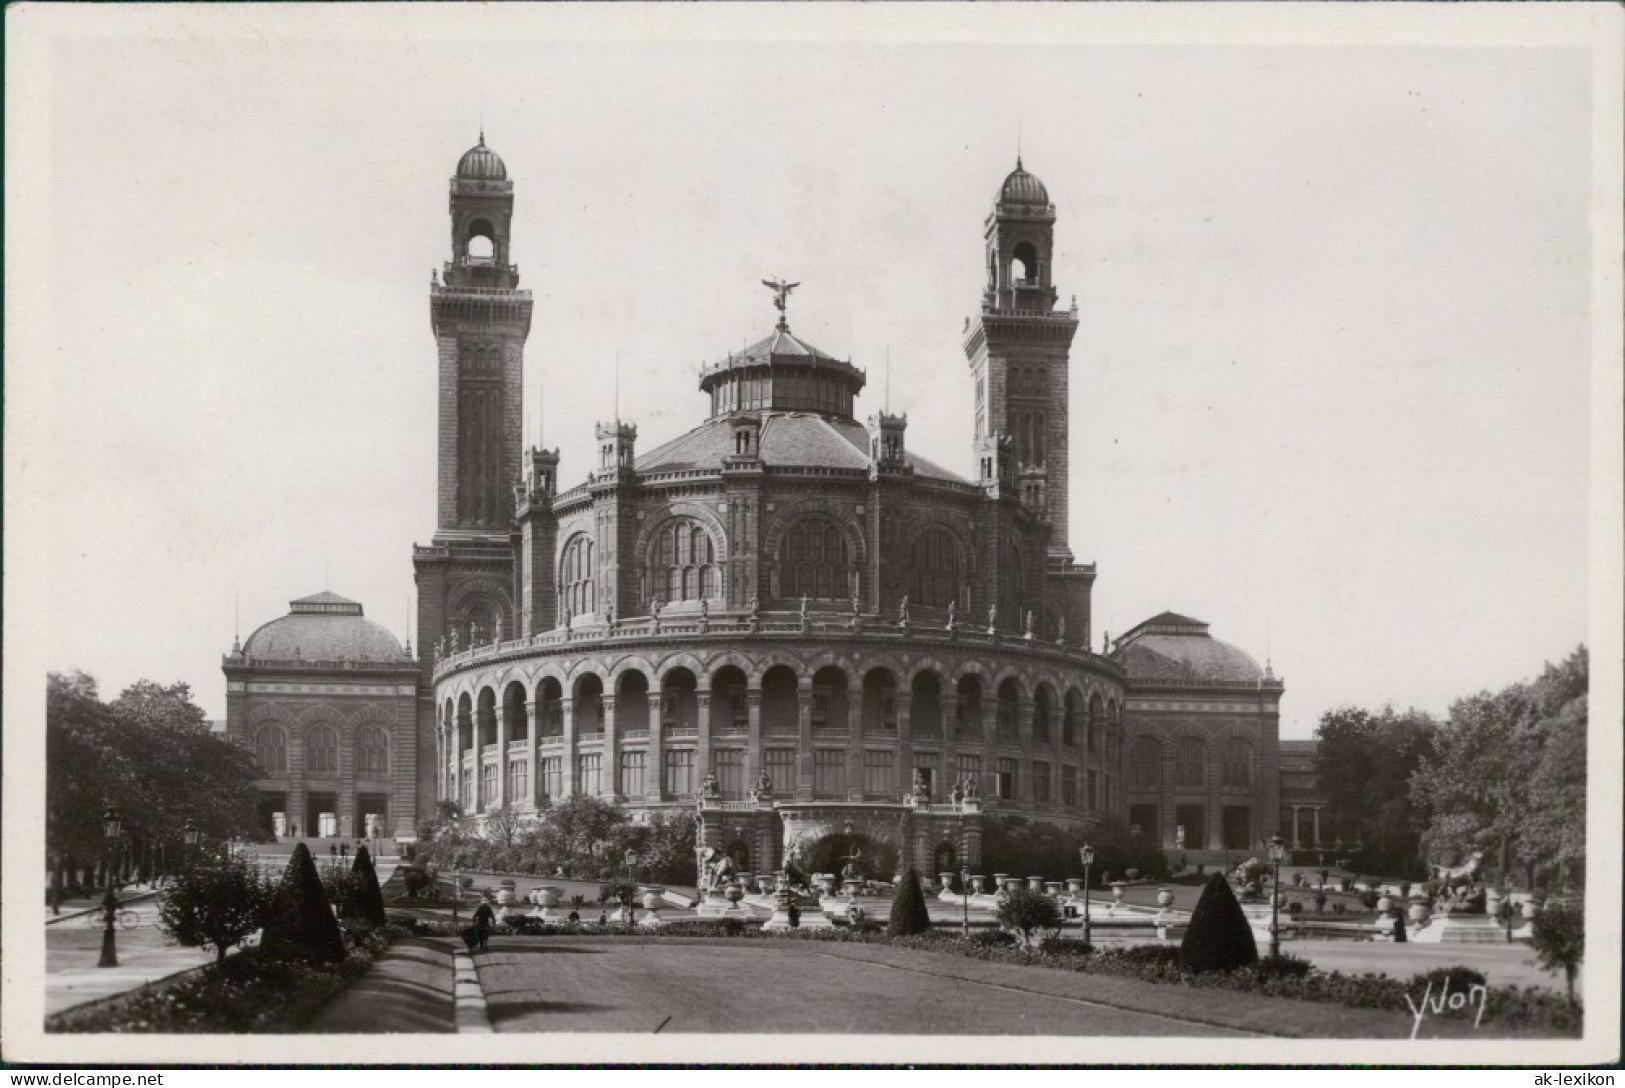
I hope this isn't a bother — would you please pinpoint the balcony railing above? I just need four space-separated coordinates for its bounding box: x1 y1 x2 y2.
433 611 1122 682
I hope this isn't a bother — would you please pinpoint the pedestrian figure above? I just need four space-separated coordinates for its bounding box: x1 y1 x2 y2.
788 903 801 928
568 909 581 924
329 843 338 857
340 842 348 859
471 896 497 953
597 910 608 926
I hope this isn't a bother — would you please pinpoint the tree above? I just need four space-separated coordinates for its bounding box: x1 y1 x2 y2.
1180 873 1259 973
260 843 347 964
1411 646 1588 892
47 673 262 889
1530 899 1584 1006
888 867 932 936
157 855 274 963
528 795 627 877
482 804 530 849
346 845 389 928
996 887 1063 949
1314 705 1437 877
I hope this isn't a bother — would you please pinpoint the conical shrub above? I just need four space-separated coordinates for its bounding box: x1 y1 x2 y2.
1179 872 1259 973
346 845 388 929
888 866 932 936
1393 910 1407 943
260 843 347 964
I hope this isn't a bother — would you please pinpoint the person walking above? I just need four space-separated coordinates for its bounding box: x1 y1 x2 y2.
472 896 497 953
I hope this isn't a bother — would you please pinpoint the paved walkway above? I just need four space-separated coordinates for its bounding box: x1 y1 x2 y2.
302 938 457 1034
45 861 400 1017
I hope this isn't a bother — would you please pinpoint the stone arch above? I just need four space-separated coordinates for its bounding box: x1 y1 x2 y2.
909 669 945 738
760 663 800 734
254 722 290 774
651 651 709 686
1032 681 1057 745
445 576 514 641
701 649 760 686
1062 687 1084 747
635 503 729 606
536 676 565 738
811 664 851 732
898 511 974 611
762 498 867 602
604 654 660 690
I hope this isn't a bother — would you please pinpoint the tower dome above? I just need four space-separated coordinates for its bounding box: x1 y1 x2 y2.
456 136 508 181
241 592 412 663
998 159 1049 206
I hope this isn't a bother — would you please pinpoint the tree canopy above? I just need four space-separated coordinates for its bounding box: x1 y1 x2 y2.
1410 646 1588 891
47 672 261 866
1312 704 1437 877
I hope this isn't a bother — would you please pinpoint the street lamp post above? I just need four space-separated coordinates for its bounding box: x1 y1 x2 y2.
1268 832 1286 959
98 807 123 968
1079 844 1095 947
960 867 971 939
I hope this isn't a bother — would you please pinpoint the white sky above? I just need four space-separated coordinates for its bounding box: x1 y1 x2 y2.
9 6 1615 740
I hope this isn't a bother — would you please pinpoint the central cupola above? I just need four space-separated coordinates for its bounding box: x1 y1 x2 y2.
699 281 867 420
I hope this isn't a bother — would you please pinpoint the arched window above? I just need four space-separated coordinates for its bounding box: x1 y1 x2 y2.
1221 738 1253 788
1176 738 1206 788
908 528 961 609
779 515 851 601
1131 737 1161 788
306 725 339 775
357 725 389 776
561 534 595 617
649 519 719 604
256 725 288 774
1012 242 1038 283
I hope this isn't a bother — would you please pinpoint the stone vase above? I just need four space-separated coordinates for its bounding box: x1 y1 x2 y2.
1409 899 1431 925
940 872 957 894
1045 882 1063 897
1065 878 1083 895
971 876 987 895
1157 888 1175 909
724 882 745 905
1027 876 1045 892
1110 882 1127 906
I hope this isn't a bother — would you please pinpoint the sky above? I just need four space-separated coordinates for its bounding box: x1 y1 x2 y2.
9 6 1613 739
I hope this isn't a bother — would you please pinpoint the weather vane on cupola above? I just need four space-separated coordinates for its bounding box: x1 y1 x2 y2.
761 277 800 333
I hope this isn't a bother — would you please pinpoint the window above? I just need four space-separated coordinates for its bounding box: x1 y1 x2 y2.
1221 738 1253 788
541 757 563 802
811 683 831 729
481 763 498 807
908 529 961 609
995 758 1017 801
863 750 894 797
620 752 646 798
256 725 288 774
459 775 472 810
1131 737 1161 788
663 750 695 798
764 747 796 793
577 753 602 797
306 726 338 775
1061 766 1078 807
814 750 846 798
506 759 528 802
1032 761 1052 804
915 754 938 797
1176 739 1206 788
714 749 744 799
560 534 595 617
955 754 981 791
1087 768 1099 811
356 726 389 776
650 519 719 603
724 681 748 729
779 515 851 600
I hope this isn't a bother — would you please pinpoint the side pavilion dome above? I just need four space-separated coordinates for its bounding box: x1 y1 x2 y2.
1112 611 1265 683
241 592 412 663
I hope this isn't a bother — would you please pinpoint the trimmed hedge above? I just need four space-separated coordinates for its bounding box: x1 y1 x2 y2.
346 846 388 929
887 867 932 936
1181 873 1259 973
260 843 346 965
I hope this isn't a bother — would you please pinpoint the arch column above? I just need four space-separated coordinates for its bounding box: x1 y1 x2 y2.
896 697 914 799
287 730 307 838
559 697 576 799
1313 807 1321 847
602 695 619 802
745 689 762 786
338 728 356 837
696 691 712 786
434 724 446 805
796 680 814 801
644 693 663 803
1017 695 1035 805
524 700 539 808
845 680 864 801
495 704 509 808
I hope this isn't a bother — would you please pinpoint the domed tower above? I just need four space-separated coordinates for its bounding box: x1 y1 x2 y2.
965 159 1079 562
416 136 534 820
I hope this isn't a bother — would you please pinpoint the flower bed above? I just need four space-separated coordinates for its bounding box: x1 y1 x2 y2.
46 925 409 1033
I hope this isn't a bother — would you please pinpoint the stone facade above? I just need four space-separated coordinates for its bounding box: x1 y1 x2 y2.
410 140 1289 865
223 592 420 840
